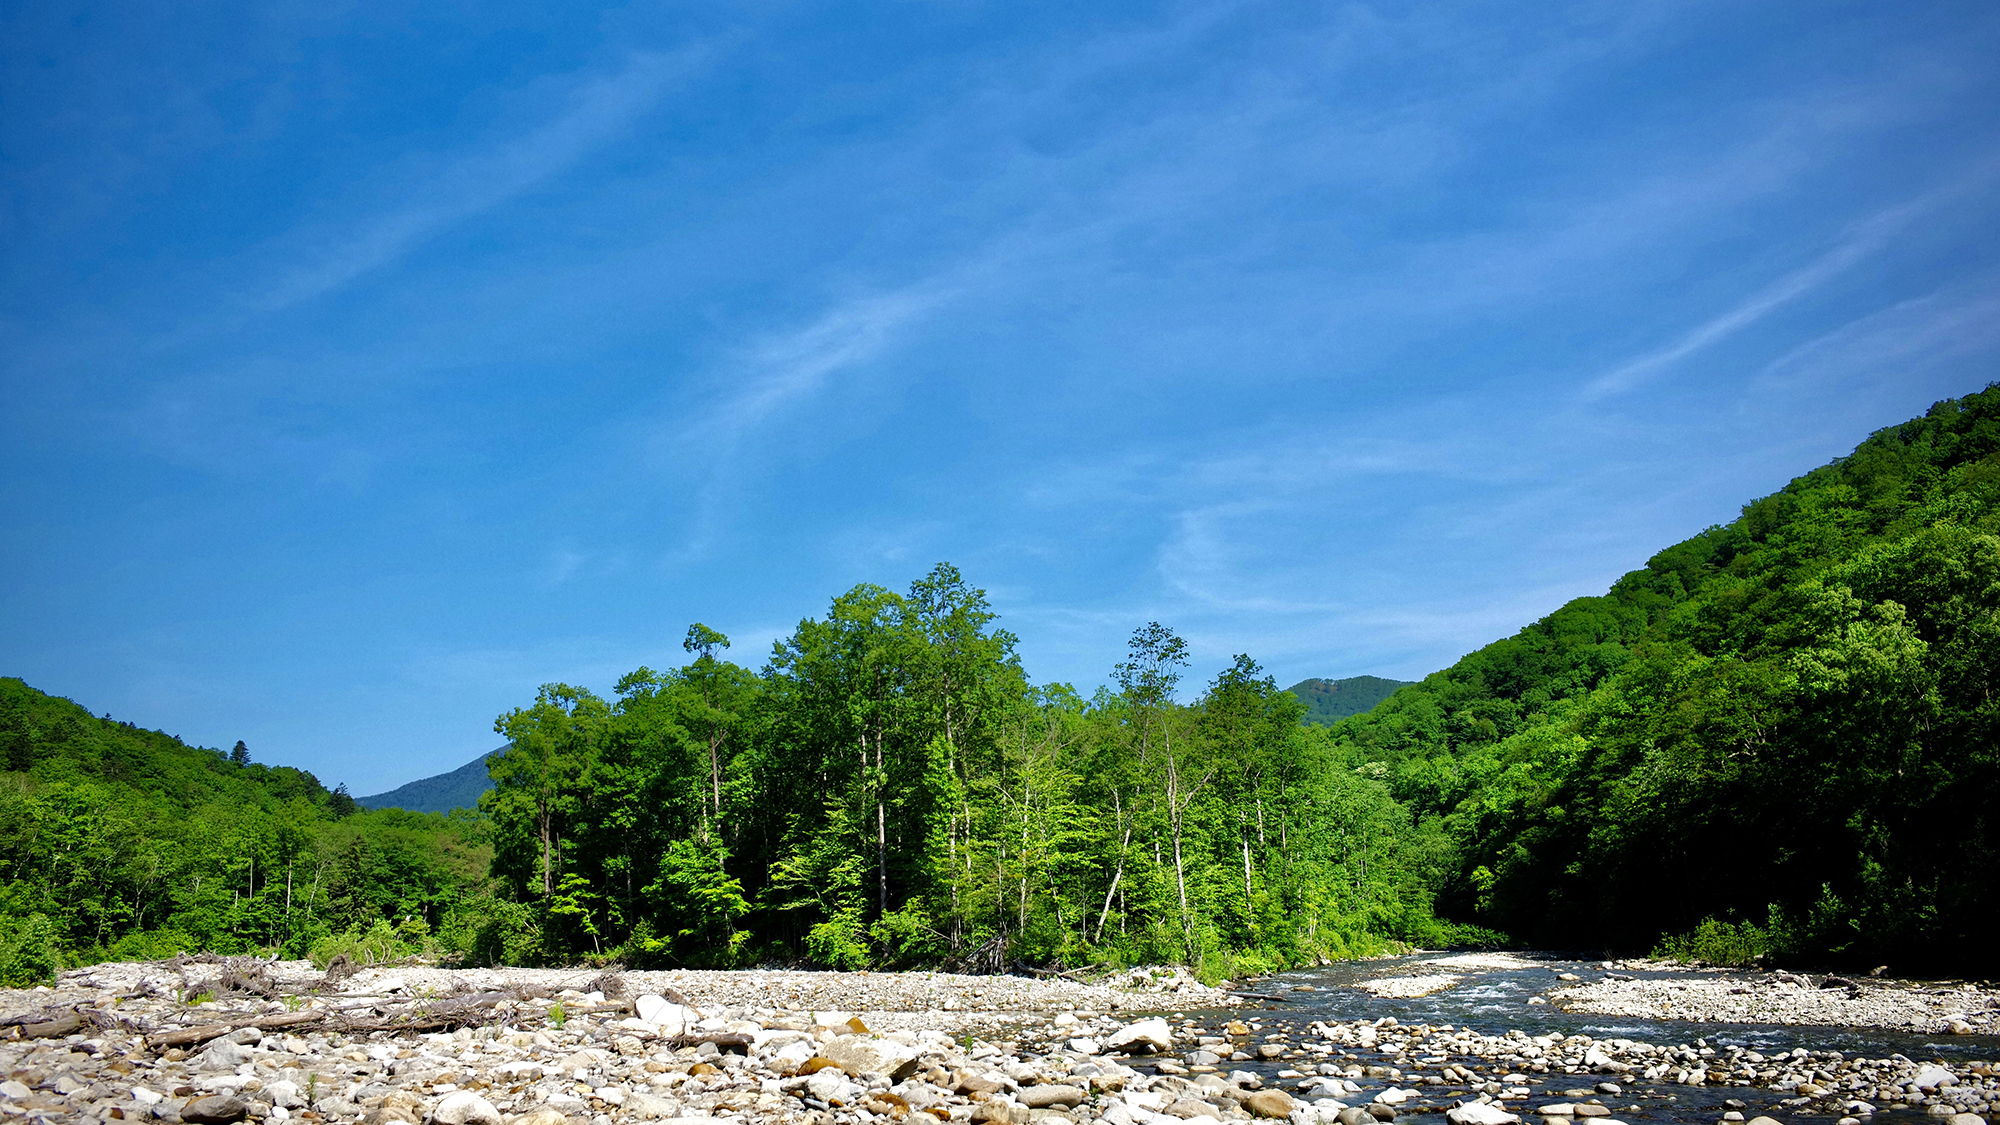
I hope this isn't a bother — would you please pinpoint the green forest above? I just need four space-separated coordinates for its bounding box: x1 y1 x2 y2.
0 682 494 984
2 385 1996 984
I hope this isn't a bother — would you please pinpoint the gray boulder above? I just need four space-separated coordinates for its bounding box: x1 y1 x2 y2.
181 1096 250 1124
1020 1085 1085 1109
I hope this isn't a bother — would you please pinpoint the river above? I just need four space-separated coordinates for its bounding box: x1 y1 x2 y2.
1128 952 1996 1125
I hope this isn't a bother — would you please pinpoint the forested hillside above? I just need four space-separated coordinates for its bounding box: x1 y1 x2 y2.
1286 677 1413 725
0 679 496 984
1329 384 2000 972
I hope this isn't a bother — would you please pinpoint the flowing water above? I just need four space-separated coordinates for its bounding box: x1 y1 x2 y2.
1131 952 1996 1125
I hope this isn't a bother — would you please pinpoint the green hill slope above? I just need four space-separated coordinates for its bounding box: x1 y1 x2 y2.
1284 676 1413 724
359 748 504 814
0 677 353 815
0 678 492 982
1330 384 2000 972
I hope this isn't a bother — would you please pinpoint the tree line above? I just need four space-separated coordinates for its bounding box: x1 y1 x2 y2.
475 568 1467 974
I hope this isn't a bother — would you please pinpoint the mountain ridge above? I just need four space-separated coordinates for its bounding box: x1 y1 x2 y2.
357 748 503 814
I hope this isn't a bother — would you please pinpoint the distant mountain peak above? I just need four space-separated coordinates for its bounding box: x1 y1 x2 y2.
1284 675 1413 725
356 746 505 814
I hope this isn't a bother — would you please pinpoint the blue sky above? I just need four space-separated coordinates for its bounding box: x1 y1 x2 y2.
4 1 1998 794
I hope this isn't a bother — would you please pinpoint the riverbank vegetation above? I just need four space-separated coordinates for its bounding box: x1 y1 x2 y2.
472 574 1483 979
3 386 1994 982
0 677 495 984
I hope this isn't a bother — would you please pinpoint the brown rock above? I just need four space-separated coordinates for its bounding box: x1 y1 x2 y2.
1242 1090 1297 1119
799 1058 841 1075
865 1093 912 1118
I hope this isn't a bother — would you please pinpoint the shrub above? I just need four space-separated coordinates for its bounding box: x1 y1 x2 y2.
1653 916 1768 966
0 913 64 986
106 929 199 962
804 909 869 970
308 920 404 968
470 899 543 967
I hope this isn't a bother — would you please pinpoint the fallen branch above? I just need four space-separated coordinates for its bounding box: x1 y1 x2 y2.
146 1010 328 1049
8 1012 86 1040
1223 991 1290 1003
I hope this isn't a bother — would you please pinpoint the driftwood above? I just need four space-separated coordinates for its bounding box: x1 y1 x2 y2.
7 1012 86 1040
669 1032 753 1054
954 934 1008 976
1223 990 1290 1002
316 955 360 993
1022 964 1106 980
139 981 650 1051
146 1009 329 1049
144 990 532 1050
2 1005 122 1040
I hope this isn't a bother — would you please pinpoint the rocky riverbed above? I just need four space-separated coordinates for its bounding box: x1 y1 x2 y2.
1547 967 1998 1036
0 955 1992 1125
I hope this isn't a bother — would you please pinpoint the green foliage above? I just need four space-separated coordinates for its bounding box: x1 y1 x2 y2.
1286 677 1414 725
105 929 199 962
805 909 872 970
547 1001 566 1028
473 563 1465 971
0 913 63 986
309 920 406 968
467 897 542 968
1653 917 1769 966
643 839 750 965
0 678 493 974
1326 383 2000 972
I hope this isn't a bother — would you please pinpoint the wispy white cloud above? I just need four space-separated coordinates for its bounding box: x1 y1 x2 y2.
1751 281 2000 392
1577 178 1978 401
643 281 954 565
703 287 950 447
252 48 709 313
